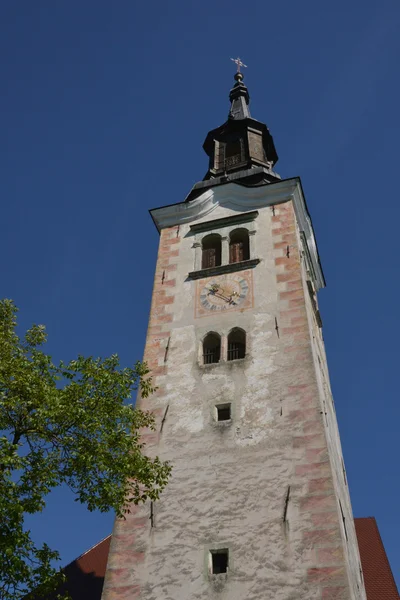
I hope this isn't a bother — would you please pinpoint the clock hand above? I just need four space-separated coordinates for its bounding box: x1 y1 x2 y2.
214 291 231 302
207 286 238 304
208 283 231 296
208 283 220 294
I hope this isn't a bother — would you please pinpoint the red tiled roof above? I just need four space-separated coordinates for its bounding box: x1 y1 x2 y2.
69 535 111 579
355 517 399 600
34 518 398 599
44 535 111 600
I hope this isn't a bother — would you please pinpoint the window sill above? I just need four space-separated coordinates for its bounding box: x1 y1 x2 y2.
199 357 248 369
200 361 221 369
188 258 260 280
215 419 232 428
209 572 228 587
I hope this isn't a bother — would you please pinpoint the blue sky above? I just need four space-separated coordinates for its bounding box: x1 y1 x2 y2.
1 0 399 586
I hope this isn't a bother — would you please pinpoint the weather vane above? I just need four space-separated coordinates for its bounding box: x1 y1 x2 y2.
230 57 247 73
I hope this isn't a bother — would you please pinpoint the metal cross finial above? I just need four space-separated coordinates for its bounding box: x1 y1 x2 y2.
231 57 247 73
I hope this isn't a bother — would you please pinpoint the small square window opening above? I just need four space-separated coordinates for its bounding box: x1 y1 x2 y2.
216 404 231 422
211 549 229 574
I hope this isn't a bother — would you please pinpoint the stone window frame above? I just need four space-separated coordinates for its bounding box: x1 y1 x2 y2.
203 542 233 580
199 327 249 367
213 401 234 427
189 211 258 278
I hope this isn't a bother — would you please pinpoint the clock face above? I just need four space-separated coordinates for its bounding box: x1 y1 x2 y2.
195 271 253 318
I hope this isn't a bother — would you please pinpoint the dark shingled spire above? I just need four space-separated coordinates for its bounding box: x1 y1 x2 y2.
200 70 279 183
184 66 281 200
229 72 251 120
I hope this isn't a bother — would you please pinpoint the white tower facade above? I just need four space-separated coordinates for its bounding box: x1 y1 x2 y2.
102 73 366 600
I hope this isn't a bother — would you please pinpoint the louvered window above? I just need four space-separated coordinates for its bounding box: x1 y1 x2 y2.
202 235 222 269
229 229 250 264
225 139 242 169
229 241 244 264
202 248 217 269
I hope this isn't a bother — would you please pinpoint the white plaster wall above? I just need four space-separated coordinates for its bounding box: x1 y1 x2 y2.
125 191 365 600
299 245 367 600
153 204 280 450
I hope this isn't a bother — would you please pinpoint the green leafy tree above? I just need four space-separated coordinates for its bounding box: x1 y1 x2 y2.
0 299 170 599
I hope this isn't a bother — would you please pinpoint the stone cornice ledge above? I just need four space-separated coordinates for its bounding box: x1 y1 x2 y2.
150 176 325 291
188 258 261 280
190 210 258 233
150 179 297 232
290 184 325 291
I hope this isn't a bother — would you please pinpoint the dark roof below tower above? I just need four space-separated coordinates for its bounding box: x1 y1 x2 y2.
28 518 398 600
36 536 111 600
355 517 399 600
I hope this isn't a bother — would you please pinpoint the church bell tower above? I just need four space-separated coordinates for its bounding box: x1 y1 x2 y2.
102 65 367 600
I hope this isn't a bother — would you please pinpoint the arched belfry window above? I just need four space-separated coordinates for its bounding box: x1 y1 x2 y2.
227 328 246 361
225 139 242 168
203 333 221 365
202 234 222 269
229 229 250 264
